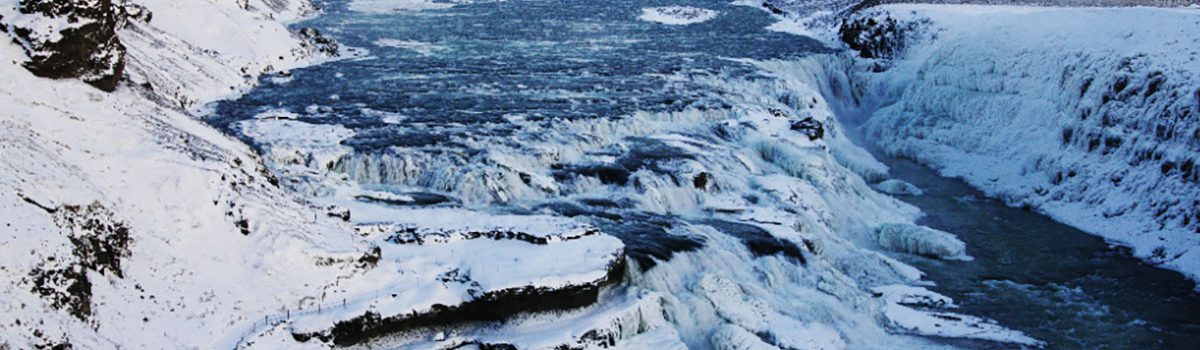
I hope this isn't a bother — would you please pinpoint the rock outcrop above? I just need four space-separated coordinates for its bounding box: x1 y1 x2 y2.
3 0 128 91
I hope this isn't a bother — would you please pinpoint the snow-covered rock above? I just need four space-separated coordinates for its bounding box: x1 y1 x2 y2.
842 4 1200 283
0 0 128 91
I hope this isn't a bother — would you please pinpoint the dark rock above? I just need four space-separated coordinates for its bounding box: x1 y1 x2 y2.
54 203 132 278
28 266 92 321
696 219 806 264
790 117 825 141
297 27 339 57
838 13 922 60
693 172 710 189
592 213 706 271
22 201 131 321
326 205 351 221
5 0 129 91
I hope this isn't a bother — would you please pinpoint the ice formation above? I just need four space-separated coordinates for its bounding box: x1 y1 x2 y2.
875 179 924 196
638 6 719 25
873 224 969 260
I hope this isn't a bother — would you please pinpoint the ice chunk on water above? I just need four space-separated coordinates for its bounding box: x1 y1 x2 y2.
639 6 719 25
873 223 969 260
874 179 924 196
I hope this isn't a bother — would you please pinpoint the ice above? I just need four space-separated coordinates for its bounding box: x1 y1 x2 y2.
236 118 356 169
373 38 447 56
638 6 719 25
873 223 970 261
875 179 924 196
348 0 454 13
876 286 1043 347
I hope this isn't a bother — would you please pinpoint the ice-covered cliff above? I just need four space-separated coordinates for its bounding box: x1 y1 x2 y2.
822 4 1200 283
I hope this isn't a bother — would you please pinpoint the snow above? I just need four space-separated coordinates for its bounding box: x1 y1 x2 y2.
122 0 332 112
638 6 719 25
847 4 1200 284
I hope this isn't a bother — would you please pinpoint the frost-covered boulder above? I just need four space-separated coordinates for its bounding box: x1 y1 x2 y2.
1 0 129 91
872 223 968 260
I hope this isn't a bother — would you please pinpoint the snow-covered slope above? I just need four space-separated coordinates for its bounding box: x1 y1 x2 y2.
0 0 356 347
834 4 1200 283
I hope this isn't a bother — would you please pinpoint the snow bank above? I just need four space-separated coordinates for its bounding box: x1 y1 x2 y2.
846 4 1200 283
638 6 719 25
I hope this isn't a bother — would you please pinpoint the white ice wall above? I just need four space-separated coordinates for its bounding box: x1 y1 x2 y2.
854 5 1200 283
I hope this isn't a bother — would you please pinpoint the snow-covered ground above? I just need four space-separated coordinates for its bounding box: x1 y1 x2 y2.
824 4 1200 285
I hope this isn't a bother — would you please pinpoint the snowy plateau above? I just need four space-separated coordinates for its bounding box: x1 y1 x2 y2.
0 0 1197 350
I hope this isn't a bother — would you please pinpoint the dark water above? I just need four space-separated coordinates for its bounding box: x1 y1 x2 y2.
881 156 1200 349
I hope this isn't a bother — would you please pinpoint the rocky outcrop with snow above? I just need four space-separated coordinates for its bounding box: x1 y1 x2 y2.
0 0 129 91
835 4 1200 282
